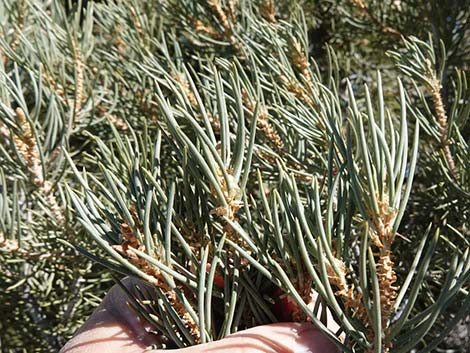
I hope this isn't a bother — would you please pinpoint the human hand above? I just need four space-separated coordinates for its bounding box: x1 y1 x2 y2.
60 277 339 353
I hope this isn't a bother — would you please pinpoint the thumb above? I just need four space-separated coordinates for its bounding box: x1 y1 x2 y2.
60 277 339 353
152 323 339 353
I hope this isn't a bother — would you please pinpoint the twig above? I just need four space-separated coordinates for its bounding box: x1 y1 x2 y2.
113 211 201 343
206 0 241 51
71 38 84 123
367 197 399 352
260 0 276 23
242 89 284 150
429 76 457 178
14 108 65 226
290 38 314 89
350 0 402 38
10 0 26 53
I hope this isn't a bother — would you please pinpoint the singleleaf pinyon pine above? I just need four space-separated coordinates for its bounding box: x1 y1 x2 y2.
1 1 469 352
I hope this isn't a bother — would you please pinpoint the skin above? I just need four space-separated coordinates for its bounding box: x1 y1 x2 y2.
60 278 339 353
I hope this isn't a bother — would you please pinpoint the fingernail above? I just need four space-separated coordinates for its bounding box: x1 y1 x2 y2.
293 327 339 353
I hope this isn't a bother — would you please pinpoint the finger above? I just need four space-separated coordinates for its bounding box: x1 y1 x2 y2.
59 279 156 353
60 299 340 353
60 278 340 353
150 323 338 353
62 317 338 353
59 303 147 353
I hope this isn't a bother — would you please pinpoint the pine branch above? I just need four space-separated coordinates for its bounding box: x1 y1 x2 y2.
1 1 470 352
